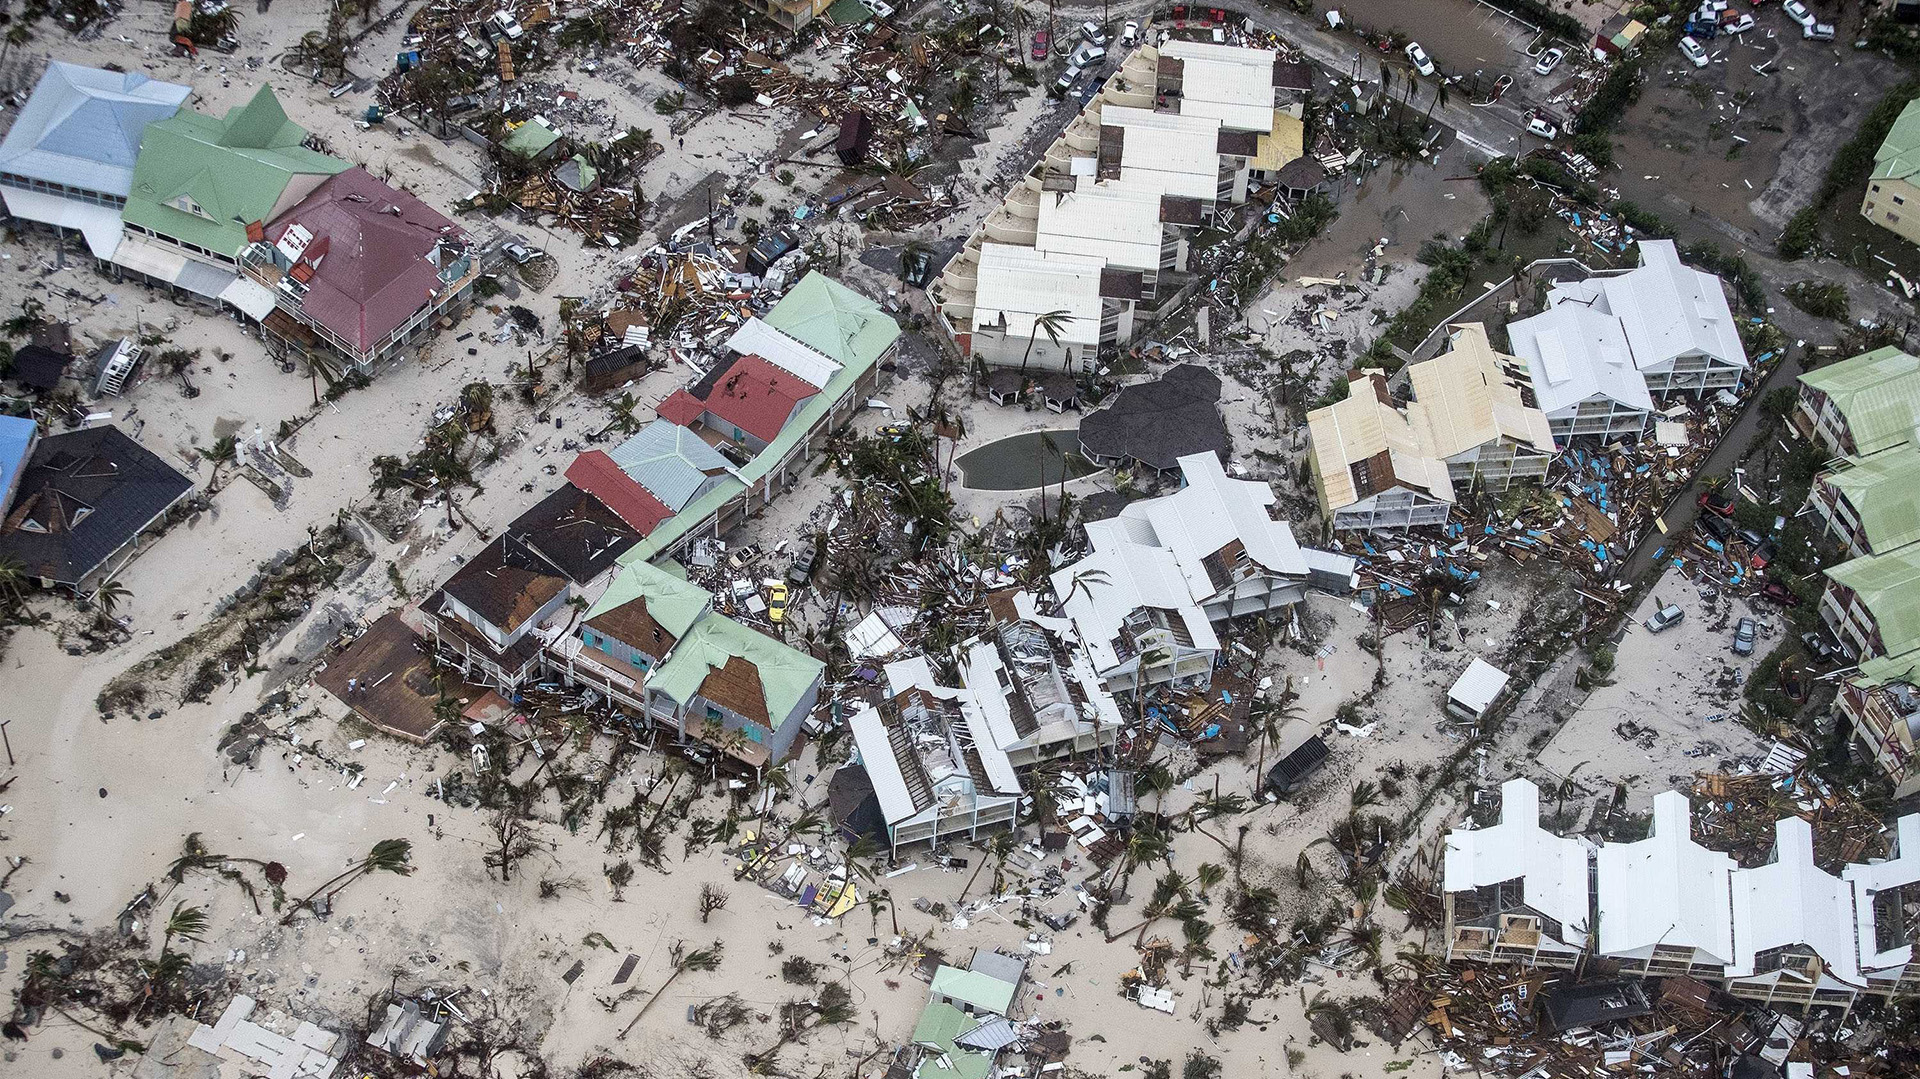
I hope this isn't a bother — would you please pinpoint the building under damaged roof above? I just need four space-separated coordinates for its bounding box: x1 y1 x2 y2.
1505 240 1748 440
1442 779 1920 1011
1307 324 1555 531
1049 451 1315 694
847 591 1123 852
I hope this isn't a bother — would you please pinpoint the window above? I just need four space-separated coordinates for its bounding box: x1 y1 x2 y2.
1898 195 1907 206
705 704 722 722
1890 213 1902 223
743 723 765 744
1874 183 1883 193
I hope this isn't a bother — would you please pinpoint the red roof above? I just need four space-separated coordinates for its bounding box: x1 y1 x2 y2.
565 450 673 534
264 167 466 357
655 388 706 428
700 354 815 443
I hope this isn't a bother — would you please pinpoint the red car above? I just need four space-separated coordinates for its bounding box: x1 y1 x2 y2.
1697 488 1736 517
1762 581 1802 607
1032 30 1049 60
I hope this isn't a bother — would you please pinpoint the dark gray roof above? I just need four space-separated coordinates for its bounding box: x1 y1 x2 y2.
11 344 69 390
0 425 192 586
509 483 640 584
1077 363 1227 472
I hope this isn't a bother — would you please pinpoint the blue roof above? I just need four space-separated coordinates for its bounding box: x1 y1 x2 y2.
0 415 39 512
606 420 734 511
0 62 192 197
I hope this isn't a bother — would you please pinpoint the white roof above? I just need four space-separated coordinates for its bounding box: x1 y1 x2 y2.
1844 814 1920 975
1729 817 1863 987
1158 39 1278 132
1053 452 1302 673
847 702 920 824
1594 791 1736 963
1099 105 1224 202
846 610 907 658
1441 779 1591 947
1447 659 1510 714
970 243 1104 345
1412 324 1557 458
1553 240 1748 376
958 640 1039 793
0 186 125 259
1034 180 1165 272
1507 303 1654 418
1111 449 1308 592
725 317 840 389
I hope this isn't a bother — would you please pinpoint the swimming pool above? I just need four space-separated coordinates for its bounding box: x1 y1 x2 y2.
954 429 1100 491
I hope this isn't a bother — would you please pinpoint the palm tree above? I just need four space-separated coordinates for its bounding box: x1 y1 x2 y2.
0 556 29 614
93 579 131 620
204 435 238 490
281 838 413 923
1250 676 1301 795
304 350 343 404
595 392 641 440
2 297 44 339
1192 862 1226 901
559 298 588 380
1019 309 1071 376
1424 81 1450 127
140 902 208 1011
618 940 723 1038
900 239 932 285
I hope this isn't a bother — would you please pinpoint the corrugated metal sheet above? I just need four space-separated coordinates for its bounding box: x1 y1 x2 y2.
606 420 734 510
0 62 191 197
725 317 839 389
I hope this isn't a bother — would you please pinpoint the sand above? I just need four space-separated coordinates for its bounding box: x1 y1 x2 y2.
0 5 1683 1079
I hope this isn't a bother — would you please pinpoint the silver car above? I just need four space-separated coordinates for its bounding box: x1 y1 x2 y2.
1733 618 1757 656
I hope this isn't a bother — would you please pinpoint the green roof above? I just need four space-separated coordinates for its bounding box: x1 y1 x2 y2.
1874 99 1920 183
910 1003 994 1079
762 272 903 371
928 965 1017 1015
502 117 561 158
621 275 898 563
1799 347 1920 457
587 559 712 635
121 85 350 257
1827 542 1920 661
1857 648 1920 690
647 611 823 729
1825 446 1920 553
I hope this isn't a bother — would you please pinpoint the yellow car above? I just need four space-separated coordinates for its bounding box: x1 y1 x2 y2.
766 581 789 624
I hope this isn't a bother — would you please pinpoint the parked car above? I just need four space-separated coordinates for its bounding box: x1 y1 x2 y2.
1121 19 1139 46
1725 14 1755 34
1697 488 1736 517
788 544 818 586
1525 113 1558 140
766 580 789 624
1732 617 1758 656
1645 603 1686 633
1805 21 1835 40
488 10 524 39
1737 527 1766 551
1700 513 1735 542
1405 41 1436 77
1533 47 1564 76
1782 1 1816 30
1679 35 1709 67
1762 581 1802 607
1071 43 1107 67
1748 537 1778 570
1801 630 1840 662
1031 29 1049 60
501 240 542 265
1054 64 1083 92
1080 20 1107 45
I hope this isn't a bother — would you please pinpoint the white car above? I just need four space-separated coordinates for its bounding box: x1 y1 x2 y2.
1121 19 1139 46
488 11 524 39
1679 35 1708 67
1782 0 1816 30
1405 42 1435 77
1724 13 1754 34
1533 47 1564 76
1525 114 1558 140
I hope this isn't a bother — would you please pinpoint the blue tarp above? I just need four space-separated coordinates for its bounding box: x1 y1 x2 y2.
0 415 35 511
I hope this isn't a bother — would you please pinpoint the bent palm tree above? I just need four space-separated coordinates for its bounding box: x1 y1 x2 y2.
1019 309 1072 377
282 838 413 923
618 940 723 1038
93 579 131 620
204 435 238 490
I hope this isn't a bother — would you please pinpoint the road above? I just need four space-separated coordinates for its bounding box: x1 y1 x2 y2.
1239 2 1542 159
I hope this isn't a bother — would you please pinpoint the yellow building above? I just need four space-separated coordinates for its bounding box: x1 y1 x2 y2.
1863 99 1920 247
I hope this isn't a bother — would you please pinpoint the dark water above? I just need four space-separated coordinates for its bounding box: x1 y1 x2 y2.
956 429 1100 491
1330 0 1537 77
